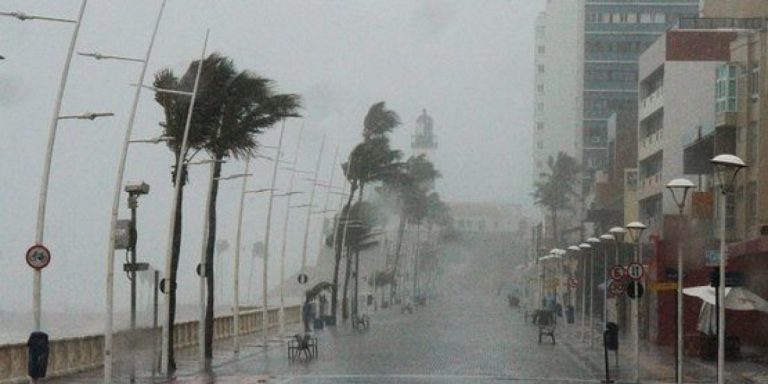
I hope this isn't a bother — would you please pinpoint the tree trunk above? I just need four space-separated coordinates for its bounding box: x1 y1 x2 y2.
331 183 356 322
167 161 187 373
203 157 223 365
342 246 352 320
390 212 407 301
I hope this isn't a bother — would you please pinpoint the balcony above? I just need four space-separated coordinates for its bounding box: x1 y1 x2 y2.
638 129 663 161
639 87 664 121
638 173 662 200
715 110 737 129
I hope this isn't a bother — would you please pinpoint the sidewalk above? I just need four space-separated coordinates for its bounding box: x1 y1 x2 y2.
554 318 768 383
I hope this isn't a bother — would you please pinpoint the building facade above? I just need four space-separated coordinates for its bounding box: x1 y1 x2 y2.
581 0 699 184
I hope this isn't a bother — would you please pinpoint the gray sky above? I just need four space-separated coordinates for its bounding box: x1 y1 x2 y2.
0 0 540 317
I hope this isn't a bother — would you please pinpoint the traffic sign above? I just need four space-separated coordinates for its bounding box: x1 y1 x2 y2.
609 265 625 281
651 282 678 291
567 277 579 288
26 245 51 270
626 281 644 299
297 273 308 285
627 263 644 280
608 280 625 296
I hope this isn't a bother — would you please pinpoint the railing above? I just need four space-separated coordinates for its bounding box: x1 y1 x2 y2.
0 305 300 384
639 87 663 119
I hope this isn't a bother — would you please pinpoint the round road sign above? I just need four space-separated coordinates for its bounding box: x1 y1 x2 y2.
626 281 645 299
627 263 644 280
297 273 308 285
609 265 625 281
26 245 51 270
608 280 625 297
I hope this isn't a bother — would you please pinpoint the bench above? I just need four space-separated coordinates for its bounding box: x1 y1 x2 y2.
536 310 556 344
287 333 318 360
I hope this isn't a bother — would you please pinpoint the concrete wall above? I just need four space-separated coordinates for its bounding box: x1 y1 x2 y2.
700 0 768 18
0 305 300 384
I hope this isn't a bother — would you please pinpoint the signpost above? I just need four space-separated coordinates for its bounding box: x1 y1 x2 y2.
626 281 644 299
609 265 625 281
627 263 644 280
297 273 308 285
26 245 51 270
608 280 625 297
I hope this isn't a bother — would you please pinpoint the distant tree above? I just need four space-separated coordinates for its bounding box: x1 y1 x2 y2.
532 151 580 246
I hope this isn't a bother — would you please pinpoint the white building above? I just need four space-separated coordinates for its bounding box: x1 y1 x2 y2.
532 0 582 185
636 29 737 237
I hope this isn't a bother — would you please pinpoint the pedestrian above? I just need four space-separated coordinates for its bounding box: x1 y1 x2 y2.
302 298 313 333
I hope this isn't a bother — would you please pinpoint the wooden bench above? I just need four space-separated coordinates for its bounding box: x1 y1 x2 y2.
287 334 318 360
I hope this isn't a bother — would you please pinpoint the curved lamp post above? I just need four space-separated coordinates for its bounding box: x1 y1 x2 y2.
666 177 695 384
626 221 647 384
710 154 746 384
608 227 626 330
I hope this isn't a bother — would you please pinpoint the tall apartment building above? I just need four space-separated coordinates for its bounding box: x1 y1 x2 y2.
581 0 699 184
532 1 581 185
636 30 737 239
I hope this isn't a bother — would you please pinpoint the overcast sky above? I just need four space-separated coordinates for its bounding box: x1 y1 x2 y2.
0 0 541 320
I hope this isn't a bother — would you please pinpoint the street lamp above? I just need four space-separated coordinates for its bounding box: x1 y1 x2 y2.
710 154 746 384
299 135 326 280
666 177 695 384
608 226 626 330
599 234 615 327
3 0 91 349
123 181 150 383
626 221 647 384
586 237 601 348
578 243 592 342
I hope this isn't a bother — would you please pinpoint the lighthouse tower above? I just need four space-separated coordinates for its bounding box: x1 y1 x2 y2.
411 109 437 159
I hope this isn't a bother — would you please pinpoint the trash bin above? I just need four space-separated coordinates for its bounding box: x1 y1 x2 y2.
565 305 575 324
604 322 619 351
27 332 49 379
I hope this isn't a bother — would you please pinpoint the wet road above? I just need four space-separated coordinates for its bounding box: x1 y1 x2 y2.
163 241 593 383
56 239 596 383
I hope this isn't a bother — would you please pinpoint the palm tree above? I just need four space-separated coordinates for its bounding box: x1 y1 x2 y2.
385 155 440 278
152 53 300 368
329 102 401 321
533 151 580 246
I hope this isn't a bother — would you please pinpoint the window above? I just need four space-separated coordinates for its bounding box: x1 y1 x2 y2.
611 13 621 24
620 13 628 23
537 46 545 55
627 13 637 23
654 13 666 23
750 63 759 101
640 13 652 23
537 84 545 94
587 12 600 23
536 122 544 130
536 141 543 150
601 13 610 23
537 64 545 74
537 103 544 112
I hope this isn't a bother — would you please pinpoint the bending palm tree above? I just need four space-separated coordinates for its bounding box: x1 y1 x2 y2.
533 151 580 246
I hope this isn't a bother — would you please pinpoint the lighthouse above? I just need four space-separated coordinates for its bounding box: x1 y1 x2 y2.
411 109 437 159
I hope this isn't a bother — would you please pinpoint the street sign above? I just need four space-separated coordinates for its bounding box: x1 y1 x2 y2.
297 273 308 285
567 277 579 288
159 278 177 294
626 281 644 299
651 282 678 291
705 250 721 267
25 245 51 270
627 263 644 280
608 280 625 297
609 265 625 281
665 268 687 280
